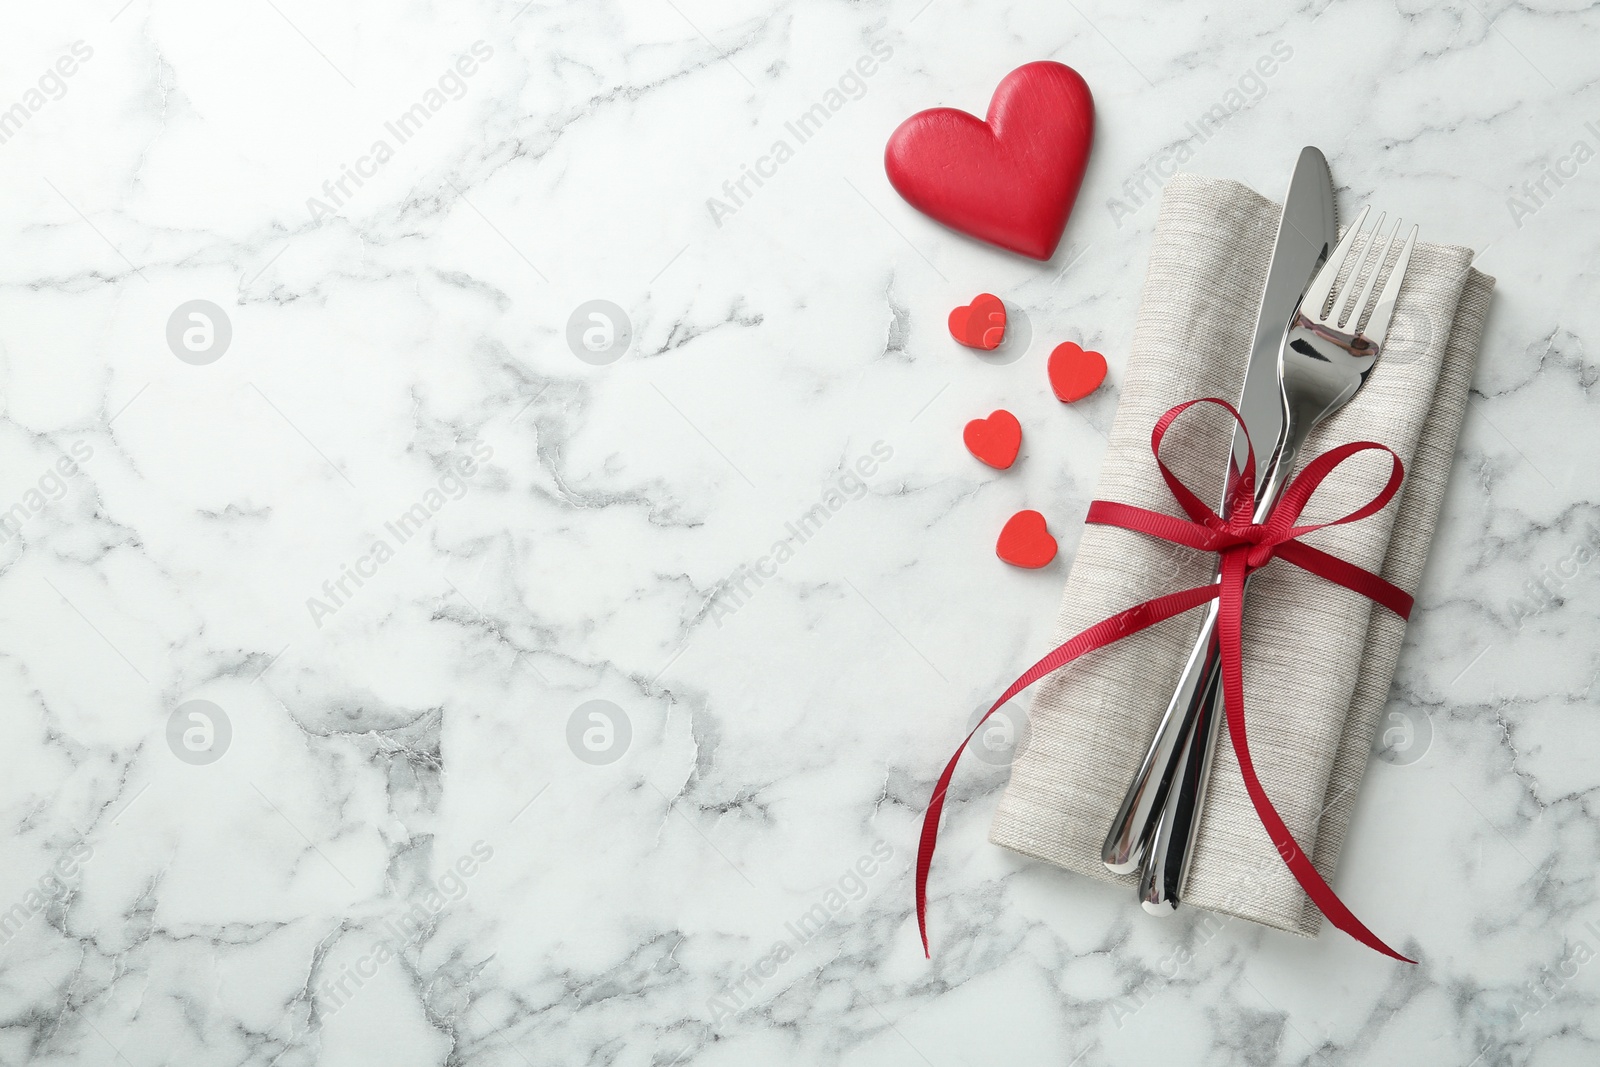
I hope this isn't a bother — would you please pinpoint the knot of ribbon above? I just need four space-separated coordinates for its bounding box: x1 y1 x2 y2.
917 398 1417 963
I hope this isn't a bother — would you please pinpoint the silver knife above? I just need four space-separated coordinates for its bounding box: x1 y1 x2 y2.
1101 148 1339 891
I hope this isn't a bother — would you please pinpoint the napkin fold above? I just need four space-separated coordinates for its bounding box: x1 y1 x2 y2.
989 173 1494 936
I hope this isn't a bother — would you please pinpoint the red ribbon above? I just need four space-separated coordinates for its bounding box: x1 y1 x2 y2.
917 398 1417 963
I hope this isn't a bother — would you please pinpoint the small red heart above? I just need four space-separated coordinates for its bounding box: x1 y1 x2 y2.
963 409 1022 469
885 62 1094 260
948 294 1007 350
996 510 1057 568
1047 342 1107 403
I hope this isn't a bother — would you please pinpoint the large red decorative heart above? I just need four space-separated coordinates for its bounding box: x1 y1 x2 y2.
963 409 1022 469
996 510 1057 568
1047 341 1107 402
949 294 1007 350
884 62 1094 261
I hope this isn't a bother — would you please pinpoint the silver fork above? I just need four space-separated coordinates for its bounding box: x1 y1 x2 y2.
1136 206 1420 913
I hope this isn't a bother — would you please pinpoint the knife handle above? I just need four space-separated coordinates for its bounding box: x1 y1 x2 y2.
1139 647 1223 912
1139 414 1309 905
1100 595 1224 874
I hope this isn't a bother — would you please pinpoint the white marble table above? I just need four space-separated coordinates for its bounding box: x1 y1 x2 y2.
0 1 1594 1064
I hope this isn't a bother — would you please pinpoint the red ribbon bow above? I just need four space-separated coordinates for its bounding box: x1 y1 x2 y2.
917 398 1417 963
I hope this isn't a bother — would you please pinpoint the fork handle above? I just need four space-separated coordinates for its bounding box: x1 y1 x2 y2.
1100 594 1224 874
1139 652 1223 911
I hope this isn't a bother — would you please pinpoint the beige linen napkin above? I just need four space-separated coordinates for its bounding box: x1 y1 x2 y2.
990 173 1493 936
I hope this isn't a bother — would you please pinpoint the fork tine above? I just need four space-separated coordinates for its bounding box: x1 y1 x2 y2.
1345 216 1402 335
1329 212 1385 329
1361 223 1419 348
1303 205 1369 324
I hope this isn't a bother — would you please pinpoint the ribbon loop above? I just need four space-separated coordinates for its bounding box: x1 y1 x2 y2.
917 398 1417 964
1148 398 1260 530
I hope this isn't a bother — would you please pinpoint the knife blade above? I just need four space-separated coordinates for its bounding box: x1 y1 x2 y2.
1134 147 1339 913
1230 147 1338 503
1100 147 1338 882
